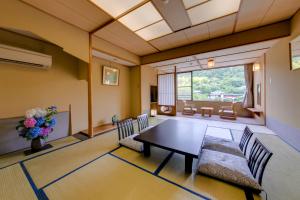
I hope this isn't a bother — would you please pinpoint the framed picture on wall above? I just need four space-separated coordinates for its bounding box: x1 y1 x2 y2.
290 35 300 71
102 66 119 86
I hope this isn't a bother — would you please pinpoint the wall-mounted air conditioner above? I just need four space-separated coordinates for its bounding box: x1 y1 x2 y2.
0 44 52 69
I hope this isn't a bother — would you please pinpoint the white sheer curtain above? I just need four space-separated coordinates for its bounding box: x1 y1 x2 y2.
158 74 175 106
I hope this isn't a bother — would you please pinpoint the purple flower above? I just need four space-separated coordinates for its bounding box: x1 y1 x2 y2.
24 118 37 128
40 127 52 137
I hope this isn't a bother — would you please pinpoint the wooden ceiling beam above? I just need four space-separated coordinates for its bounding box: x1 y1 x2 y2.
141 20 291 64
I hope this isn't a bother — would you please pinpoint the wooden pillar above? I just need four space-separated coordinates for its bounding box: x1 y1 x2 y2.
88 34 94 137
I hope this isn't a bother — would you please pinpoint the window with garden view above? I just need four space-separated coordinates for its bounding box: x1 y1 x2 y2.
177 66 246 102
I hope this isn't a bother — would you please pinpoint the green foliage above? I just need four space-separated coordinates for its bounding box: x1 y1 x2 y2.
177 66 246 102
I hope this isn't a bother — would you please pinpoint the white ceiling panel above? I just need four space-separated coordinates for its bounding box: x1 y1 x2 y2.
94 21 158 56
187 0 241 25
90 0 144 18
260 0 300 26
136 20 172 41
208 14 236 38
118 2 162 31
235 0 273 32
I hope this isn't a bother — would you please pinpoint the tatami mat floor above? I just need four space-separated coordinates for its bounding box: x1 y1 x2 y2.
0 116 299 200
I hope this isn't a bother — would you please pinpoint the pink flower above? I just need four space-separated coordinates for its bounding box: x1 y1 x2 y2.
40 127 52 137
24 118 37 128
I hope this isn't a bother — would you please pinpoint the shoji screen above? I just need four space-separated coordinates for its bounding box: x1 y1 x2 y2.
158 73 175 106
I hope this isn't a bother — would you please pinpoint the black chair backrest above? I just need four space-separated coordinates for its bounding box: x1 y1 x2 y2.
248 138 273 185
117 118 134 141
239 126 254 155
137 114 149 132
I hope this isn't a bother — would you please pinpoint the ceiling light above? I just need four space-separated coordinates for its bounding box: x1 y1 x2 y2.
183 0 208 9
118 2 162 31
187 0 241 25
207 58 215 68
90 0 144 18
136 20 172 41
253 63 260 71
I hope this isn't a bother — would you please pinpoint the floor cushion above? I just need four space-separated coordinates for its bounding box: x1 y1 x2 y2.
202 136 244 157
198 149 262 191
119 134 143 152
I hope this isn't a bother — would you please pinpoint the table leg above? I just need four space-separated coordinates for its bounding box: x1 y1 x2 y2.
144 143 151 157
201 109 204 117
185 155 193 173
209 110 212 117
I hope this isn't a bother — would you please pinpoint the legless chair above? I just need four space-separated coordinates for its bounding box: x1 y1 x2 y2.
117 118 143 152
198 138 273 191
219 102 237 120
137 114 153 133
203 126 254 157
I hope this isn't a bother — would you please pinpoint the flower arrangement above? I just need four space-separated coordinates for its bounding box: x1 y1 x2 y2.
16 106 57 140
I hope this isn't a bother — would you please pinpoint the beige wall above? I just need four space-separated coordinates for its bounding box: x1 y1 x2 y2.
91 57 132 125
0 29 88 134
141 66 157 114
265 11 300 129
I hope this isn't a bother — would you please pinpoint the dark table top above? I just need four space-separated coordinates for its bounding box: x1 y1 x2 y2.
134 119 207 157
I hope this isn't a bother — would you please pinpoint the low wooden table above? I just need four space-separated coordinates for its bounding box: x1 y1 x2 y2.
200 107 214 117
134 119 206 173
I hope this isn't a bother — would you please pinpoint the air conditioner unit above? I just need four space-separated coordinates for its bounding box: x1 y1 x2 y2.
0 44 52 69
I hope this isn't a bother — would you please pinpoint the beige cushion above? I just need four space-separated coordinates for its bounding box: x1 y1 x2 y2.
198 149 262 190
119 134 143 152
203 136 244 157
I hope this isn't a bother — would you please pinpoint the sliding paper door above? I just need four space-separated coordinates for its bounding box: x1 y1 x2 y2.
158 73 175 106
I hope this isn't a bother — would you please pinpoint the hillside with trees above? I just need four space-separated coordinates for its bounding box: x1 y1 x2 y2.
177 66 246 102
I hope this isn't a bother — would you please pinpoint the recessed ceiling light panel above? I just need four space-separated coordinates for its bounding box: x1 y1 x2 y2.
187 0 241 25
118 2 162 31
90 0 144 18
136 20 172 41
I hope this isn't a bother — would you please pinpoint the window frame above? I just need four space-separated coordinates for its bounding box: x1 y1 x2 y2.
176 71 193 101
176 65 246 103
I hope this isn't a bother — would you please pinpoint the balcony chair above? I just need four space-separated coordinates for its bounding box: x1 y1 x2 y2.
182 100 197 115
219 102 237 120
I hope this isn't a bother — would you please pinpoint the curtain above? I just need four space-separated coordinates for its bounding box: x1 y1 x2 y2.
158 73 175 106
243 64 254 108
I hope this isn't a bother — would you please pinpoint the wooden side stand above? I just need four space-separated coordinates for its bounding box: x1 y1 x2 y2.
200 107 214 117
